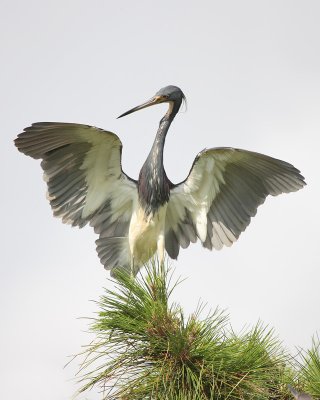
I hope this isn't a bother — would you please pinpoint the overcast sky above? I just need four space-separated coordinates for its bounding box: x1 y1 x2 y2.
1 1 320 399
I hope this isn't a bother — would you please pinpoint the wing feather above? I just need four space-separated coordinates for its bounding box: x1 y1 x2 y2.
165 147 305 256
15 122 138 270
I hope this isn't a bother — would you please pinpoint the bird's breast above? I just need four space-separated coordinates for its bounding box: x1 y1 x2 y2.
138 164 171 215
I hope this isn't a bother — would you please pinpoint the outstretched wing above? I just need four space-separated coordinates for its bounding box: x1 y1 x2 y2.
15 122 138 269
165 147 305 259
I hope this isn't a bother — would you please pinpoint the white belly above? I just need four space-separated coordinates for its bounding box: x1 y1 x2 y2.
128 204 167 265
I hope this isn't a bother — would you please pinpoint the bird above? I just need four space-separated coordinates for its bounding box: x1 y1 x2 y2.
15 85 306 276
287 384 313 400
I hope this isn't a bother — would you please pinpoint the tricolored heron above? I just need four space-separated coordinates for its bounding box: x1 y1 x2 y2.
15 85 305 276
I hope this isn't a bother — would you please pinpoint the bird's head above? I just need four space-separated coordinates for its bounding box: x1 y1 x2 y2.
118 85 186 119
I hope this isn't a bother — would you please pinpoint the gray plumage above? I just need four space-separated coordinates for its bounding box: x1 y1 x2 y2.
165 147 305 258
14 86 306 275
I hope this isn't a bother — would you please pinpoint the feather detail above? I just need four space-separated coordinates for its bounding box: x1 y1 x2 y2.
165 147 305 257
15 122 138 271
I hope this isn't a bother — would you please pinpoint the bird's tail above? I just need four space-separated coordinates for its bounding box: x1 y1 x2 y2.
95 236 138 278
288 384 299 399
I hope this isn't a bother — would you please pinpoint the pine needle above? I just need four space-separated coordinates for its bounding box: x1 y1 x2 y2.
72 261 319 399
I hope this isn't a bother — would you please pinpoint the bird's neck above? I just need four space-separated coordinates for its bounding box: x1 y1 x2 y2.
150 116 171 167
138 115 174 215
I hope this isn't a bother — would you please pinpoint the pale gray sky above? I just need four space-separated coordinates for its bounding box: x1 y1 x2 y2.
1 1 320 399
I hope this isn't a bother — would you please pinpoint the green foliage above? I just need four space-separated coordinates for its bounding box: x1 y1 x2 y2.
296 336 320 398
74 262 319 399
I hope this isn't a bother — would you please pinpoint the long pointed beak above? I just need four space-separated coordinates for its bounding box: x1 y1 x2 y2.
117 96 165 119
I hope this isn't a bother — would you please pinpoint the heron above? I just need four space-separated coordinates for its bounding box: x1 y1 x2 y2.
15 85 305 276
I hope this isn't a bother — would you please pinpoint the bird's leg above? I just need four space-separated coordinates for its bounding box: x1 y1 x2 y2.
130 256 135 278
157 233 165 266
